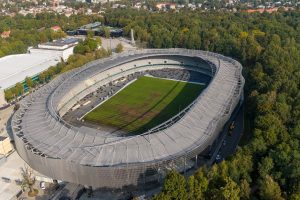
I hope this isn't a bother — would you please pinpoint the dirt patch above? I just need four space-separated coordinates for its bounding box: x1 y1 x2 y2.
116 104 161 124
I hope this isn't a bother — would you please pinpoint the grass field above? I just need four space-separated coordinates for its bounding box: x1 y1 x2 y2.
84 76 205 134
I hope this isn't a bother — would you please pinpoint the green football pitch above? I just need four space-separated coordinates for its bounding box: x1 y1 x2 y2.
84 76 205 134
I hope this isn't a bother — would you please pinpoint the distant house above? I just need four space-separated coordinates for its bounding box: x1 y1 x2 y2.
245 8 279 13
156 3 176 10
51 26 61 32
1 30 11 39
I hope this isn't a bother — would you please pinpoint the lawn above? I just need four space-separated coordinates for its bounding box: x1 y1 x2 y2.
84 76 205 134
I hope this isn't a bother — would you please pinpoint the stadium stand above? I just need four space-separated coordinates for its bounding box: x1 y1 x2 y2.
11 49 244 189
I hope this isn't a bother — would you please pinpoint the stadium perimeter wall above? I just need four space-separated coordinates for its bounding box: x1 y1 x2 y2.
11 49 244 189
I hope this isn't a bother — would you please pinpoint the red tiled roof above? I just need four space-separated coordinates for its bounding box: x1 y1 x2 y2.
51 26 61 31
1 30 11 38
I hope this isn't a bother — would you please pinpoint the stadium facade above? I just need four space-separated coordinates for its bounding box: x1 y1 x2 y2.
11 49 244 189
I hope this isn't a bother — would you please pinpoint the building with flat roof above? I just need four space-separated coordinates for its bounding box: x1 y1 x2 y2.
72 22 123 37
0 53 59 90
79 22 102 30
37 38 79 50
0 38 79 107
30 38 79 61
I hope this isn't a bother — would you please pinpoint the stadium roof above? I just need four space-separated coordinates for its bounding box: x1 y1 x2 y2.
12 49 244 167
0 53 59 90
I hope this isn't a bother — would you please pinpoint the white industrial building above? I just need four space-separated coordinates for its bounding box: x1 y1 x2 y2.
0 38 79 108
29 38 79 61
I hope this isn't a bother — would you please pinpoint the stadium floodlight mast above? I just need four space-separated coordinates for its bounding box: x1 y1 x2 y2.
11 49 244 189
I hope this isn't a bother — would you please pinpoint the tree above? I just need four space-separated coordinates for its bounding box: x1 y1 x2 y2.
25 77 33 89
188 169 208 199
207 176 241 200
4 89 14 101
290 194 300 200
87 30 94 38
49 29 67 40
0 50 5 58
103 27 110 38
258 157 274 178
20 166 38 197
220 177 240 200
39 72 47 83
240 179 251 200
15 83 23 97
74 38 98 55
259 175 284 200
74 42 86 54
152 193 172 200
95 48 110 59
95 36 102 46
115 43 123 53
39 32 48 43
160 170 188 200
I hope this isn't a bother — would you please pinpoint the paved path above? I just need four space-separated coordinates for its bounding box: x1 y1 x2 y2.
220 104 244 158
0 151 26 200
0 106 13 138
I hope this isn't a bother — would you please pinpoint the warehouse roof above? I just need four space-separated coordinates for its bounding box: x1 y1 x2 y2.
40 38 80 47
0 53 59 89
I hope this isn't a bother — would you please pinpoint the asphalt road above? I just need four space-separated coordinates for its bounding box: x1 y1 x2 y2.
211 102 244 164
221 104 244 156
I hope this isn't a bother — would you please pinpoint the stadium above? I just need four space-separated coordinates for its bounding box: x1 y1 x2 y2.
11 49 244 189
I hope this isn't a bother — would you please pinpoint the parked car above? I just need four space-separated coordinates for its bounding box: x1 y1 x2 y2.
215 154 223 163
40 181 46 190
228 121 235 135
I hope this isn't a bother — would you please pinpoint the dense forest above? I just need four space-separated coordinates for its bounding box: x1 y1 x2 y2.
0 13 103 57
103 9 300 199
